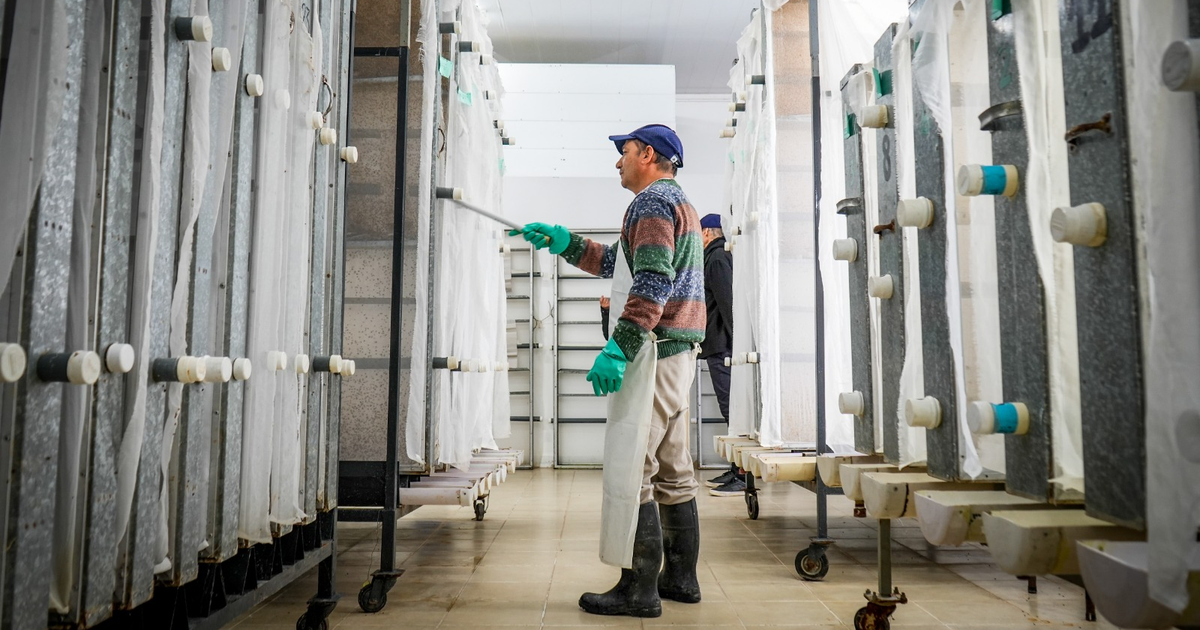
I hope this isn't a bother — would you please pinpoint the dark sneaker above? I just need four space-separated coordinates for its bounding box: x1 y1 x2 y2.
704 469 737 488
708 477 747 497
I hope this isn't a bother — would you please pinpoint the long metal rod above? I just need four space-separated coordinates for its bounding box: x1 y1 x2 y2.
447 197 522 231
381 0 410 575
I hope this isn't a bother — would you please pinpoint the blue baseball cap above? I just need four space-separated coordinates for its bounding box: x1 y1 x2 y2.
608 124 684 169
700 214 722 229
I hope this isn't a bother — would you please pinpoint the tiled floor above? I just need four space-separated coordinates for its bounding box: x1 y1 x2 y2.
229 469 1115 629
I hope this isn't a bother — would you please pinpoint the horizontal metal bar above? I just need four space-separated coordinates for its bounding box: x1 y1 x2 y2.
559 275 604 280
557 297 599 302
510 272 542 278
509 416 542 422
189 543 333 630
559 320 602 325
559 345 603 351
354 46 402 57
557 418 607 424
507 295 530 300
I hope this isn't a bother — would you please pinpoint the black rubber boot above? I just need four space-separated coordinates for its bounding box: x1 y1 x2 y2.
579 502 663 618
658 498 701 603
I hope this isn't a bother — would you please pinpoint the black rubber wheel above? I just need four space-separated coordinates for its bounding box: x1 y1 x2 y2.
295 614 327 630
794 548 830 581
358 583 387 613
853 607 889 630
746 493 760 520
474 500 486 521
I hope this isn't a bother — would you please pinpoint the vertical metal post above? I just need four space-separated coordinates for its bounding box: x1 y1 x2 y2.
527 247 536 467
382 0 411 574
878 518 892 594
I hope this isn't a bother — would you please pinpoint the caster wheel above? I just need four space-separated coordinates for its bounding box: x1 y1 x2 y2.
746 493 760 520
296 614 327 630
794 548 830 581
358 583 387 613
853 606 889 630
474 500 486 521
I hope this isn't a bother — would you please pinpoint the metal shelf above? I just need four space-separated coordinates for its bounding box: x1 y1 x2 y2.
511 272 542 278
507 295 530 300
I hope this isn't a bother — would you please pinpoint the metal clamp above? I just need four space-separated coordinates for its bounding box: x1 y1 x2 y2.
1064 112 1113 145
872 220 896 235
836 197 863 215
978 100 1023 131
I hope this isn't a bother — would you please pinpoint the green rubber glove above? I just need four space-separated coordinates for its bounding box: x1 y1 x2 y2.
507 222 571 255
586 337 628 396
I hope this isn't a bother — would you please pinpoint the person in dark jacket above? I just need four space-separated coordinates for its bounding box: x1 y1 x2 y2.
696 214 743 497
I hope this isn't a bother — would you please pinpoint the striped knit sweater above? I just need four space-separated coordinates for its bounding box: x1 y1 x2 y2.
561 179 706 360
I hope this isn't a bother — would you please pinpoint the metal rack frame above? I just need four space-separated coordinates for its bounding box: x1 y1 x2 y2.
506 242 538 469
552 227 620 468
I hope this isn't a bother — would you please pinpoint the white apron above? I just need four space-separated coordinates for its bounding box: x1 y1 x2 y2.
599 241 658 568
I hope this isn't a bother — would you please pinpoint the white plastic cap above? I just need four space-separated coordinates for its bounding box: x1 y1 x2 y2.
187 16 213 42
0 343 27 383
723 239 734 252
484 90 496 100
268 351 288 371
308 111 325 130
1162 39 1200 92
177 356 206 384
896 197 935 229
319 128 338 146
735 91 748 102
724 357 732 368
956 164 1019 197
202 356 234 383
832 239 858 262
719 128 736 138
245 74 265 97
212 47 232 72
328 355 343 374
233 358 253 381
481 53 495 65
867 275 894 299
66 351 102 385
340 146 359 163
275 89 291 110
746 351 760 364
447 356 460 370
748 212 760 228
967 401 1030 435
838 391 865 416
904 396 942 429
1050 202 1107 247
859 105 888 129
497 361 510 372
499 243 511 254
294 354 311 374
343 360 357 376
105 343 136 374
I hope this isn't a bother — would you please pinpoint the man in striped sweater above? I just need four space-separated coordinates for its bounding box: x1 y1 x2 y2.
514 124 705 618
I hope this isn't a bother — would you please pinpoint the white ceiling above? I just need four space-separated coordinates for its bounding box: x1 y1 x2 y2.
475 0 760 94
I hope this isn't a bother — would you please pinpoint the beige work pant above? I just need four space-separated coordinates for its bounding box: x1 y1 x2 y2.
640 351 700 505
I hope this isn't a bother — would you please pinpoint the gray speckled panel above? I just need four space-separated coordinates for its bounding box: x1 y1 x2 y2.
874 25 904 464
82 0 141 622
839 65 875 454
326 0 353 508
206 1 259 564
1057 0 1144 529
987 11 1052 503
120 0 192 609
911 59 958 480
3 0 85 627
304 0 337 527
